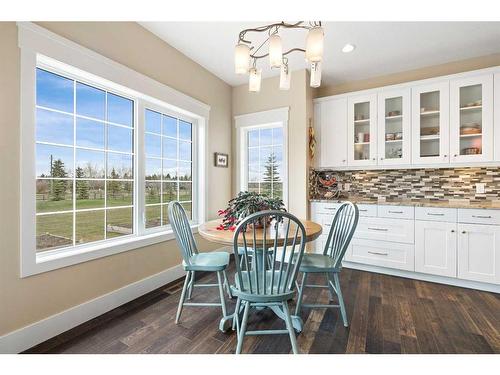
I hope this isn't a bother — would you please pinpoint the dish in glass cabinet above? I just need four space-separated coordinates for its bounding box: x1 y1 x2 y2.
385 133 395 141
463 147 480 155
387 110 401 117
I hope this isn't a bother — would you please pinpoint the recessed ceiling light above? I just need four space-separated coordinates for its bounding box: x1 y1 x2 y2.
342 43 356 53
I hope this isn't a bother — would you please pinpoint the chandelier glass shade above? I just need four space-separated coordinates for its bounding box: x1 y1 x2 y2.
234 21 323 92
234 43 250 74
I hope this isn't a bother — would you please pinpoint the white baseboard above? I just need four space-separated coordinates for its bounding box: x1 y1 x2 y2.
343 261 500 294
0 262 191 353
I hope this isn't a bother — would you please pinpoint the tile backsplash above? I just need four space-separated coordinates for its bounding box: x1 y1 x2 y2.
309 167 500 203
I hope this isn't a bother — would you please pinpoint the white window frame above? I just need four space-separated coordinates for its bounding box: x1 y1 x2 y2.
19 22 209 277
234 107 289 207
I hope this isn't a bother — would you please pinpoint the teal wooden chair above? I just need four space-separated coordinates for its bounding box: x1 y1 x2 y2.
294 202 359 327
231 210 307 354
168 201 232 327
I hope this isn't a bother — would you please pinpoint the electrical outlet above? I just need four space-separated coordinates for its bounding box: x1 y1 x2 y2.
476 183 485 194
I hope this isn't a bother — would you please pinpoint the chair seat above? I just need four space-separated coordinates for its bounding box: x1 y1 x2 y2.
183 252 230 272
298 253 340 273
230 270 295 303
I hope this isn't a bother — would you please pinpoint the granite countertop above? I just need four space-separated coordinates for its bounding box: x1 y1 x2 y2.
309 197 500 210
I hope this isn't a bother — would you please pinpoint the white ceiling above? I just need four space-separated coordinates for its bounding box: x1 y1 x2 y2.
140 22 500 87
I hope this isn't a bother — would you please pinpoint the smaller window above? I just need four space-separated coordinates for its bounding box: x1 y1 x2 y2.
246 126 284 200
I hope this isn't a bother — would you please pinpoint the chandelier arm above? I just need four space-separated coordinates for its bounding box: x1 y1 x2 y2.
238 21 309 44
250 47 306 60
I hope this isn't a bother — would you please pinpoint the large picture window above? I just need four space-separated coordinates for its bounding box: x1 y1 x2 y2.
19 23 209 276
35 68 135 252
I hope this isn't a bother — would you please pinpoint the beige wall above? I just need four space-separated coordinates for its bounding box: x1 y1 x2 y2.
231 70 311 219
0 22 232 336
316 52 500 98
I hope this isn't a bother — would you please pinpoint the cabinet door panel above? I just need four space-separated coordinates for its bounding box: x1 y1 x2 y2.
377 88 411 165
415 220 457 277
458 223 500 284
450 74 493 163
412 81 450 164
348 94 377 166
315 99 347 168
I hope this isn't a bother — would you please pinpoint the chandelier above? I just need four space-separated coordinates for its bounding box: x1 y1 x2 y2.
234 21 324 92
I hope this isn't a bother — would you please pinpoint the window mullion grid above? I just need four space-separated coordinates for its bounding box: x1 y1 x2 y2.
160 115 164 226
72 80 77 247
177 119 180 206
104 92 108 240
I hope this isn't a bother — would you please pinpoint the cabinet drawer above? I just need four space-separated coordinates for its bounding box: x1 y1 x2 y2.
354 217 414 244
458 209 500 225
312 202 342 215
415 207 457 222
356 204 377 217
348 239 415 271
378 205 414 219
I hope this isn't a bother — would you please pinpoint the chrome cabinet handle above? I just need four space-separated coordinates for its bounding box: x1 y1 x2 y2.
368 227 388 232
359 209 368 212
368 251 388 256
325 207 337 211
427 213 444 216
388 210 404 214
472 215 492 219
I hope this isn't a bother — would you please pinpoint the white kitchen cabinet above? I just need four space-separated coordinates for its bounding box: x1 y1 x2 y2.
449 74 493 163
377 88 411 165
348 94 377 166
314 98 348 168
415 220 457 277
412 81 450 164
458 223 500 284
494 73 500 161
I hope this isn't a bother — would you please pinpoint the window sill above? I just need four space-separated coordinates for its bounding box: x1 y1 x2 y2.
22 225 198 277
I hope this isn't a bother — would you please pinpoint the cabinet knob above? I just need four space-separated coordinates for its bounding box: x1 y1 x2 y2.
462 231 466 234
380 157 384 160
444 154 448 158
342 159 346 163
372 158 376 161
453 154 457 157
451 230 455 233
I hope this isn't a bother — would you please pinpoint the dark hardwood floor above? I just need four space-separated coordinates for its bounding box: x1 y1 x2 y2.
25 261 500 354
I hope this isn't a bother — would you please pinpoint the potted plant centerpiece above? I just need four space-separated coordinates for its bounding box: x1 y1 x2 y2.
217 191 286 231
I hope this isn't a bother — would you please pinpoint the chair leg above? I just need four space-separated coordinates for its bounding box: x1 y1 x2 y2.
236 301 250 354
232 297 241 331
187 271 195 300
223 270 232 299
326 272 335 301
294 272 308 315
282 301 299 354
216 271 228 318
333 273 348 327
175 271 191 324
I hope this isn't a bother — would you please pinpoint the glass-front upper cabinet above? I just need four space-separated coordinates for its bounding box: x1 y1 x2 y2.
411 81 450 164
348 94 377 166
449 74 493 163
377 88 411 165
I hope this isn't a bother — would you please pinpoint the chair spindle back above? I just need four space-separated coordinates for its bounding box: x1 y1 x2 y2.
233 210 307 296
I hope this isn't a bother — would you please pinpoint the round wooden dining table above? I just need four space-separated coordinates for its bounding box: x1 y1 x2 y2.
198 218 323 332
198 218 323 247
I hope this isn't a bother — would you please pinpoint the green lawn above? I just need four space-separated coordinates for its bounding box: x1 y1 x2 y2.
36 207 133 252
